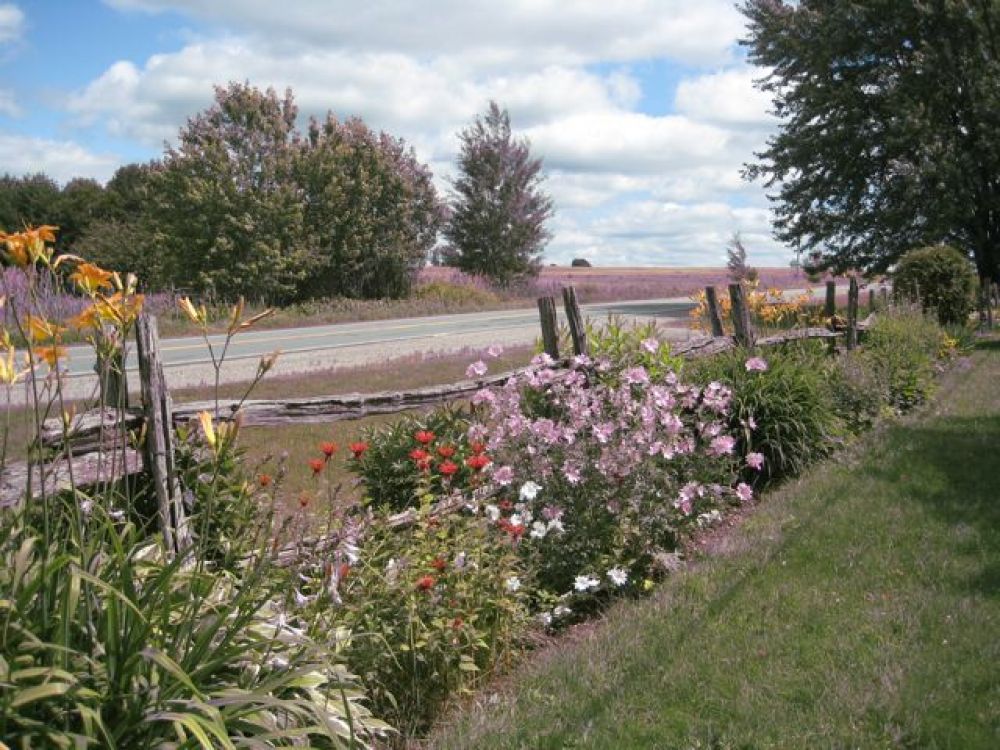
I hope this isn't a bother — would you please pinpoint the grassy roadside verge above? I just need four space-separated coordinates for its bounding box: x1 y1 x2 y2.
428 343 1000 749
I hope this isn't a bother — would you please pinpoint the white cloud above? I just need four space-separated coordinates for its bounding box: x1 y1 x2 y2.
0 89 20 117
0 134 120 183
0 3 24 44
674 67 775 126
105 0 744 68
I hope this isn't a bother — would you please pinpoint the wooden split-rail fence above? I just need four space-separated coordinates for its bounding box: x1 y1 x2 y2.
1 280 875 549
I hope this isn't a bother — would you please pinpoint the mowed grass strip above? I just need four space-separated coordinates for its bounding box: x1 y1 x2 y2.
428 344 1000 750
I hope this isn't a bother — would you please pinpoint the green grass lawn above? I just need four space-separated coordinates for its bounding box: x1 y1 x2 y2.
428 343 1000 749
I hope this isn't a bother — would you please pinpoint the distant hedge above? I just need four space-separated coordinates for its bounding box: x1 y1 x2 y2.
893 245 975 325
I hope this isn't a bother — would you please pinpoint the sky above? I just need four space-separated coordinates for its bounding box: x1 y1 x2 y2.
0 0 791 267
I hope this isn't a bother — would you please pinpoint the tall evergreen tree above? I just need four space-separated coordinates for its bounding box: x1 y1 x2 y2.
741 0 1000 282
443 101 553 286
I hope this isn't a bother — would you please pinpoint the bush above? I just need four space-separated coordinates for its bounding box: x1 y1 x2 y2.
571 258 592 267
300 506 527 736
351 406 480 511
893 244 976 325
685 343 838 482
860 307 945 410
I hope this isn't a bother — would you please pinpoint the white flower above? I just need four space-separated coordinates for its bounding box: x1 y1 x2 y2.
453 551 467 569
553 605 572 617
574 574 600 592
509 513 523 527
79 499 93 516
485 504 501 521
696 509 723 527
607 567 629 587
530 521 548 539
538 612 553 626
505 576 521 592
546 518 565 535
109 509 126 522
293 588 314 606
519 481 541 502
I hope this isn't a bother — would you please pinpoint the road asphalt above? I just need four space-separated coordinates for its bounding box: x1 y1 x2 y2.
13 286 847 403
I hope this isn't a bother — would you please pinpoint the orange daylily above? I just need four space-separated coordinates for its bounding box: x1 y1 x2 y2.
70 262 114 295
35 345 68 368
95 292 145 327
178 297 206 325
68 305 102 330
24 314 66 343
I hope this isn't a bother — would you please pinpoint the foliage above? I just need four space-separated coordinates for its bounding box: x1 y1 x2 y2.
892 245 976 325
350 406 481 512
859 307 945 410
0 226 379 746
741 0 1000 282
442 101 553 287
584 316 685 385
299 506 527 736
570 258 591 267
469 352 754 610
685 344 838 482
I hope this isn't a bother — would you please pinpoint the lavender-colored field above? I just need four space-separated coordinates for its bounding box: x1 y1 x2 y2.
419 265 809 303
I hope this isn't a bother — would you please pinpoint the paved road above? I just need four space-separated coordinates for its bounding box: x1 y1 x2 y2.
60 296 701 378
17 286 849 402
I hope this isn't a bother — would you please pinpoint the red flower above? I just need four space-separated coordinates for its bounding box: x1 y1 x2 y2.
258 473 272 487
414 430 435 445
308 458 325 475
349 441 369 458
319 441 338 458
465 454 491 472
416 458 432 473
436 444 456 458
338 562 350 581
451 616 464 630
498 499 514 511
431 557 447 571
438 460 459 477
497 518 525 540
416 575 436 591
470 441 486 455
409 448 430 461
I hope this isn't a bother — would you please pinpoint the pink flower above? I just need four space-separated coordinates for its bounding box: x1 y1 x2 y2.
491 465 514 486
486 343 504 358
562 460 582 485
746 452 765 470
466 360 488 378
735 482 754 502
745 357 769 372
622 366 650 385
531 352 555 367
709 435 736 455
641 337 660 353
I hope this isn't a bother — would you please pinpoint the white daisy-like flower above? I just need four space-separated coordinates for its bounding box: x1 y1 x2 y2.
574 574 600 592
485 504 501 521
607 567 629 587
519 481 542 502
530 520 548 539
553 605 572 618
505 576 521 592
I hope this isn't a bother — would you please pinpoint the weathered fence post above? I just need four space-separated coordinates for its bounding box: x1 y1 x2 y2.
868 288 876 314
136 313 190 555
704 285 725 337
537 296 560 359
728 283 755 348
846 277 859 350
562 286 589 356
880 286 889 309
825 280 837 320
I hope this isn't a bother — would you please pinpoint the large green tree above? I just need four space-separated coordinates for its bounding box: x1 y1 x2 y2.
741 0 1000 282
442 101 553 286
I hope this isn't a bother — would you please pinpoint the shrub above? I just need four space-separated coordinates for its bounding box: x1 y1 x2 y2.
469 352 755 608
584 316 685 384
892 244 976 325
299 506 527 736
351 406 478 511
570 258 592 267
860 307 944 410
685 343 838 482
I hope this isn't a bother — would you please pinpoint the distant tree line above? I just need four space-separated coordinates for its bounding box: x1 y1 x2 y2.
0 84 553 302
